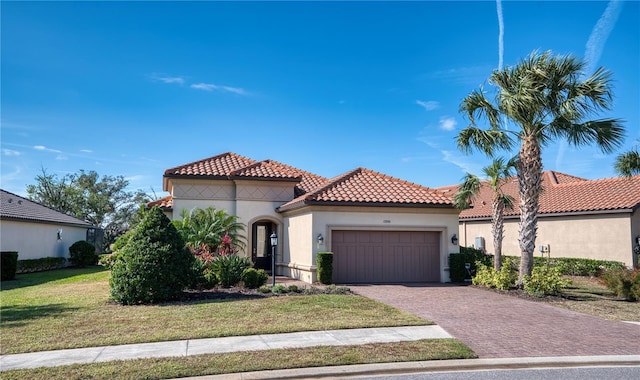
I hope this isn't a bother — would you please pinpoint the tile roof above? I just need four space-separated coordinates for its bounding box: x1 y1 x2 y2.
278 167 454 211
163 153 328 197
439 171 640 220
164 152 257 178
147 195 173 210
0 189 92 227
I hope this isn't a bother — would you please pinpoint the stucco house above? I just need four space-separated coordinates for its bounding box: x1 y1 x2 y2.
0 189 97 261
148 152 459 284
438 171 640 267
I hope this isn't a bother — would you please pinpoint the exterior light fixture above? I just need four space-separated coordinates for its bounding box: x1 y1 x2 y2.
317 233 324 245
270 232 277 287
451 234 458 245
636 235 640 246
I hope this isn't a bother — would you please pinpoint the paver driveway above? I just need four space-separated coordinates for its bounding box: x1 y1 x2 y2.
349 284 640 358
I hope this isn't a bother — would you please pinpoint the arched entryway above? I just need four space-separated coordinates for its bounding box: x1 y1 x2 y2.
251 220 278 272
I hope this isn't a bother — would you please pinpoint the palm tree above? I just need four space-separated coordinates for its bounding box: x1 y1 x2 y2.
454 157 516 271
458 51 624 285
615 147 640 177
173 207 246 254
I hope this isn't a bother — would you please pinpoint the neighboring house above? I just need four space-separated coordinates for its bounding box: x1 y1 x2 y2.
0 189 97 261
438 171 640 267
148 152 459 284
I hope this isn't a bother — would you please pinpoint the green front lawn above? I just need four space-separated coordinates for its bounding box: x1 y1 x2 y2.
1 268 431 354
1 339 477 380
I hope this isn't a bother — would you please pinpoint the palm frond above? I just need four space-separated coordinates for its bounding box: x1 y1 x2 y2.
615 149 640 177
453 173 481 210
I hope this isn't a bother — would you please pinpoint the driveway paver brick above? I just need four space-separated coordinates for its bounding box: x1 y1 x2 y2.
349 284 640 358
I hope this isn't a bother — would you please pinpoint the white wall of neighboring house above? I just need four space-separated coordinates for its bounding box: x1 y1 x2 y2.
459 212 638 267
0 220 88 261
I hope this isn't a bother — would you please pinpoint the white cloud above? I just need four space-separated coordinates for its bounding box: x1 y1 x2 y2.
496 0 504 70
33 145 62 153
191 83 248 95
2 149 21 156
150 73 185 85
439 116 457 131
584 0 623 75
415 100 440 111
80 149 93 153
56 155 68 160
441 150 484 175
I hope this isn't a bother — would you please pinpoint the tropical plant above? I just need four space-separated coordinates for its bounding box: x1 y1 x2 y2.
454 157 516 270
458 50 624 285
173 207 246 255
615 147 640 177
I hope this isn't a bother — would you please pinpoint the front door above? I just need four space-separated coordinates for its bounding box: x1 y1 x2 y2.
252 222 274 272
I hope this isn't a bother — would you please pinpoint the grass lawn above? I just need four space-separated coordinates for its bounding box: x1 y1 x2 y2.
1 267 431 355
549 276 640 322
1 339 476 380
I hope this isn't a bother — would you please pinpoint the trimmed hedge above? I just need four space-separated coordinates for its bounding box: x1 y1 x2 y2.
449 246 492 282
317 252 333 285
504 255 625 277
17 257 66 273
1 251 19 281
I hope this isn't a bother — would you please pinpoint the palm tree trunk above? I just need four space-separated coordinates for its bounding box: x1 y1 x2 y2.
517 134 543 286
492 197 505 271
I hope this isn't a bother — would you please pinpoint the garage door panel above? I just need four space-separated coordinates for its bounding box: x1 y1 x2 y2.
332 230 440 283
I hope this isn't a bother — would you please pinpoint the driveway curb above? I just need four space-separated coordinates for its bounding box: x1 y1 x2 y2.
181 355 640 379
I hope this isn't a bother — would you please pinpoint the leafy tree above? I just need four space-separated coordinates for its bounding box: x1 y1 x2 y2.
173 207 246 255
454 157 516 271
615 147 640 177
110 207 194 304
458 51 624 285
26 168 151 249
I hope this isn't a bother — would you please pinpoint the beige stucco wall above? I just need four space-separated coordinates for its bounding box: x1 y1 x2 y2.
459 212 637 267
281 212 314 283
0 220 88 261
281 206 460 283
169 179 292 258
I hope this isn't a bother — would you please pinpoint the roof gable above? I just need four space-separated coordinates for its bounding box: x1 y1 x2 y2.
0 190 92 227
278 167 453 211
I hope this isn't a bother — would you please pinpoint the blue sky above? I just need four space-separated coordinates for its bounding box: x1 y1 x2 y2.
2 1 639 199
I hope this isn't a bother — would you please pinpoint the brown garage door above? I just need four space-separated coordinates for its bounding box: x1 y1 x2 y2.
331 230 440 284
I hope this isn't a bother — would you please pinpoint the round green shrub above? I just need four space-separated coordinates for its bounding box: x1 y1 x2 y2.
242 267 268 289
109 207 195 305
69 241 97 267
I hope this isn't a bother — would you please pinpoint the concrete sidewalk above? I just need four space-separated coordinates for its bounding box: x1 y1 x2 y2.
0 325 451 371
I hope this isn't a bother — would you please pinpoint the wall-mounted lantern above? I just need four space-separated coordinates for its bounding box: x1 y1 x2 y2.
451 234 458 245
317 233 324 246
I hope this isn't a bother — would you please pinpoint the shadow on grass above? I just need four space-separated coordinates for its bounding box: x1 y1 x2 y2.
0 266 107 291
0 303 80 328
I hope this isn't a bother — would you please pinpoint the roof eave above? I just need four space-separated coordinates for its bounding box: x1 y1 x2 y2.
460 208 636 221
278 200 454 213
0 215 93 228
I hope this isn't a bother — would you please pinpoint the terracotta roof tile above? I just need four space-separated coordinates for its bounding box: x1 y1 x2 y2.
164 152 257 177
147 195 173 210
441 171 640 219
278 168 454 211
0 189 92 227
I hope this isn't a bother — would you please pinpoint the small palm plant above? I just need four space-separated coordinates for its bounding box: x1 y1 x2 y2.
454 157 516 271
173 207 246 255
